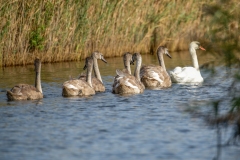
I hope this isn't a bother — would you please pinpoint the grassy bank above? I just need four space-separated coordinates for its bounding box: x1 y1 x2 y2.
0 0 206 66
0 0 238 66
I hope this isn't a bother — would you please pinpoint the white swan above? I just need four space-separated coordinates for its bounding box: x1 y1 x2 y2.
169 41 206 83
140 46 172 88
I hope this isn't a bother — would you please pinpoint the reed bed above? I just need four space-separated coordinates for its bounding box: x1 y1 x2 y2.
0 0 238 66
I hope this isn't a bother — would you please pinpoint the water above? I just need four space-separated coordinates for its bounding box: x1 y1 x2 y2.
0 51 239 160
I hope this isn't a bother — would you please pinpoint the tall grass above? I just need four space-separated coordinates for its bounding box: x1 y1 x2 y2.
198 0 240 144
203 0 240 116
0 0 219 66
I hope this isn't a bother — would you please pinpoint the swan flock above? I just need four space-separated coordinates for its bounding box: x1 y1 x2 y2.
6 41 206 100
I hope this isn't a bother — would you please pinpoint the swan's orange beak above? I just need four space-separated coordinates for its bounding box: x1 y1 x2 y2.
199 46 206 51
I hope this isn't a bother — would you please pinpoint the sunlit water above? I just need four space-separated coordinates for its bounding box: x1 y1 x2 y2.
0 51 239 160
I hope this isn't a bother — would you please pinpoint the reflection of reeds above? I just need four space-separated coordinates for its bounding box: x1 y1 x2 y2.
0 0 216 66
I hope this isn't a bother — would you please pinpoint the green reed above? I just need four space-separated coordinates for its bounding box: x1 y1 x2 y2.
0 0 229 66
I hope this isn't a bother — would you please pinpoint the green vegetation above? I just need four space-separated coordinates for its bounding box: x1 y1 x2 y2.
200 0 240 144
204 0 240 113
0 0 210 66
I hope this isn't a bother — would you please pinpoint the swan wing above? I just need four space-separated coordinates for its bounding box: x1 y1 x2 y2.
7 84 43 100
170 67 203 83
140 65 171 88
112 74 143 94
62 79 95 96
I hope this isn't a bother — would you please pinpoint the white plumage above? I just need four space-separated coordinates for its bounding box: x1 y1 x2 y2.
170 41 205 83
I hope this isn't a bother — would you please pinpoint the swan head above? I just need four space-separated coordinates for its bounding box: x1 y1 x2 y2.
190 41 206 51
34 58 41 72
157 46 172 59
92 51 107 63
132 52 142 63
123 52 134 66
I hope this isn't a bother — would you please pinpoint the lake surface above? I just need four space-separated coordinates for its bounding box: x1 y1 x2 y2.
0 51 239 160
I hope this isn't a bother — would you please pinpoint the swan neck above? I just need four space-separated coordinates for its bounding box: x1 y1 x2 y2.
189 47 199 70
93 57 103 83
124 61 131 74
86 61 93 87
35 64 42 93
157 51 166 71
127 65 131 74
134 57 142 81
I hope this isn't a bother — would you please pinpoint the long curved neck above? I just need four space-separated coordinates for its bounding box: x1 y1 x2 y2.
157 50 166 71
35 64 42 93
134 57 142 81
189 47 199 70
93 57 103 83
124 60 131 74
86 61 93 87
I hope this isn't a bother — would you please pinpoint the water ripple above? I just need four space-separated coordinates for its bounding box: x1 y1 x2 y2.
0 60 239 160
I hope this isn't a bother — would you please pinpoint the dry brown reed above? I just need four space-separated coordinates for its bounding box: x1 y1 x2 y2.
1 0 237 67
